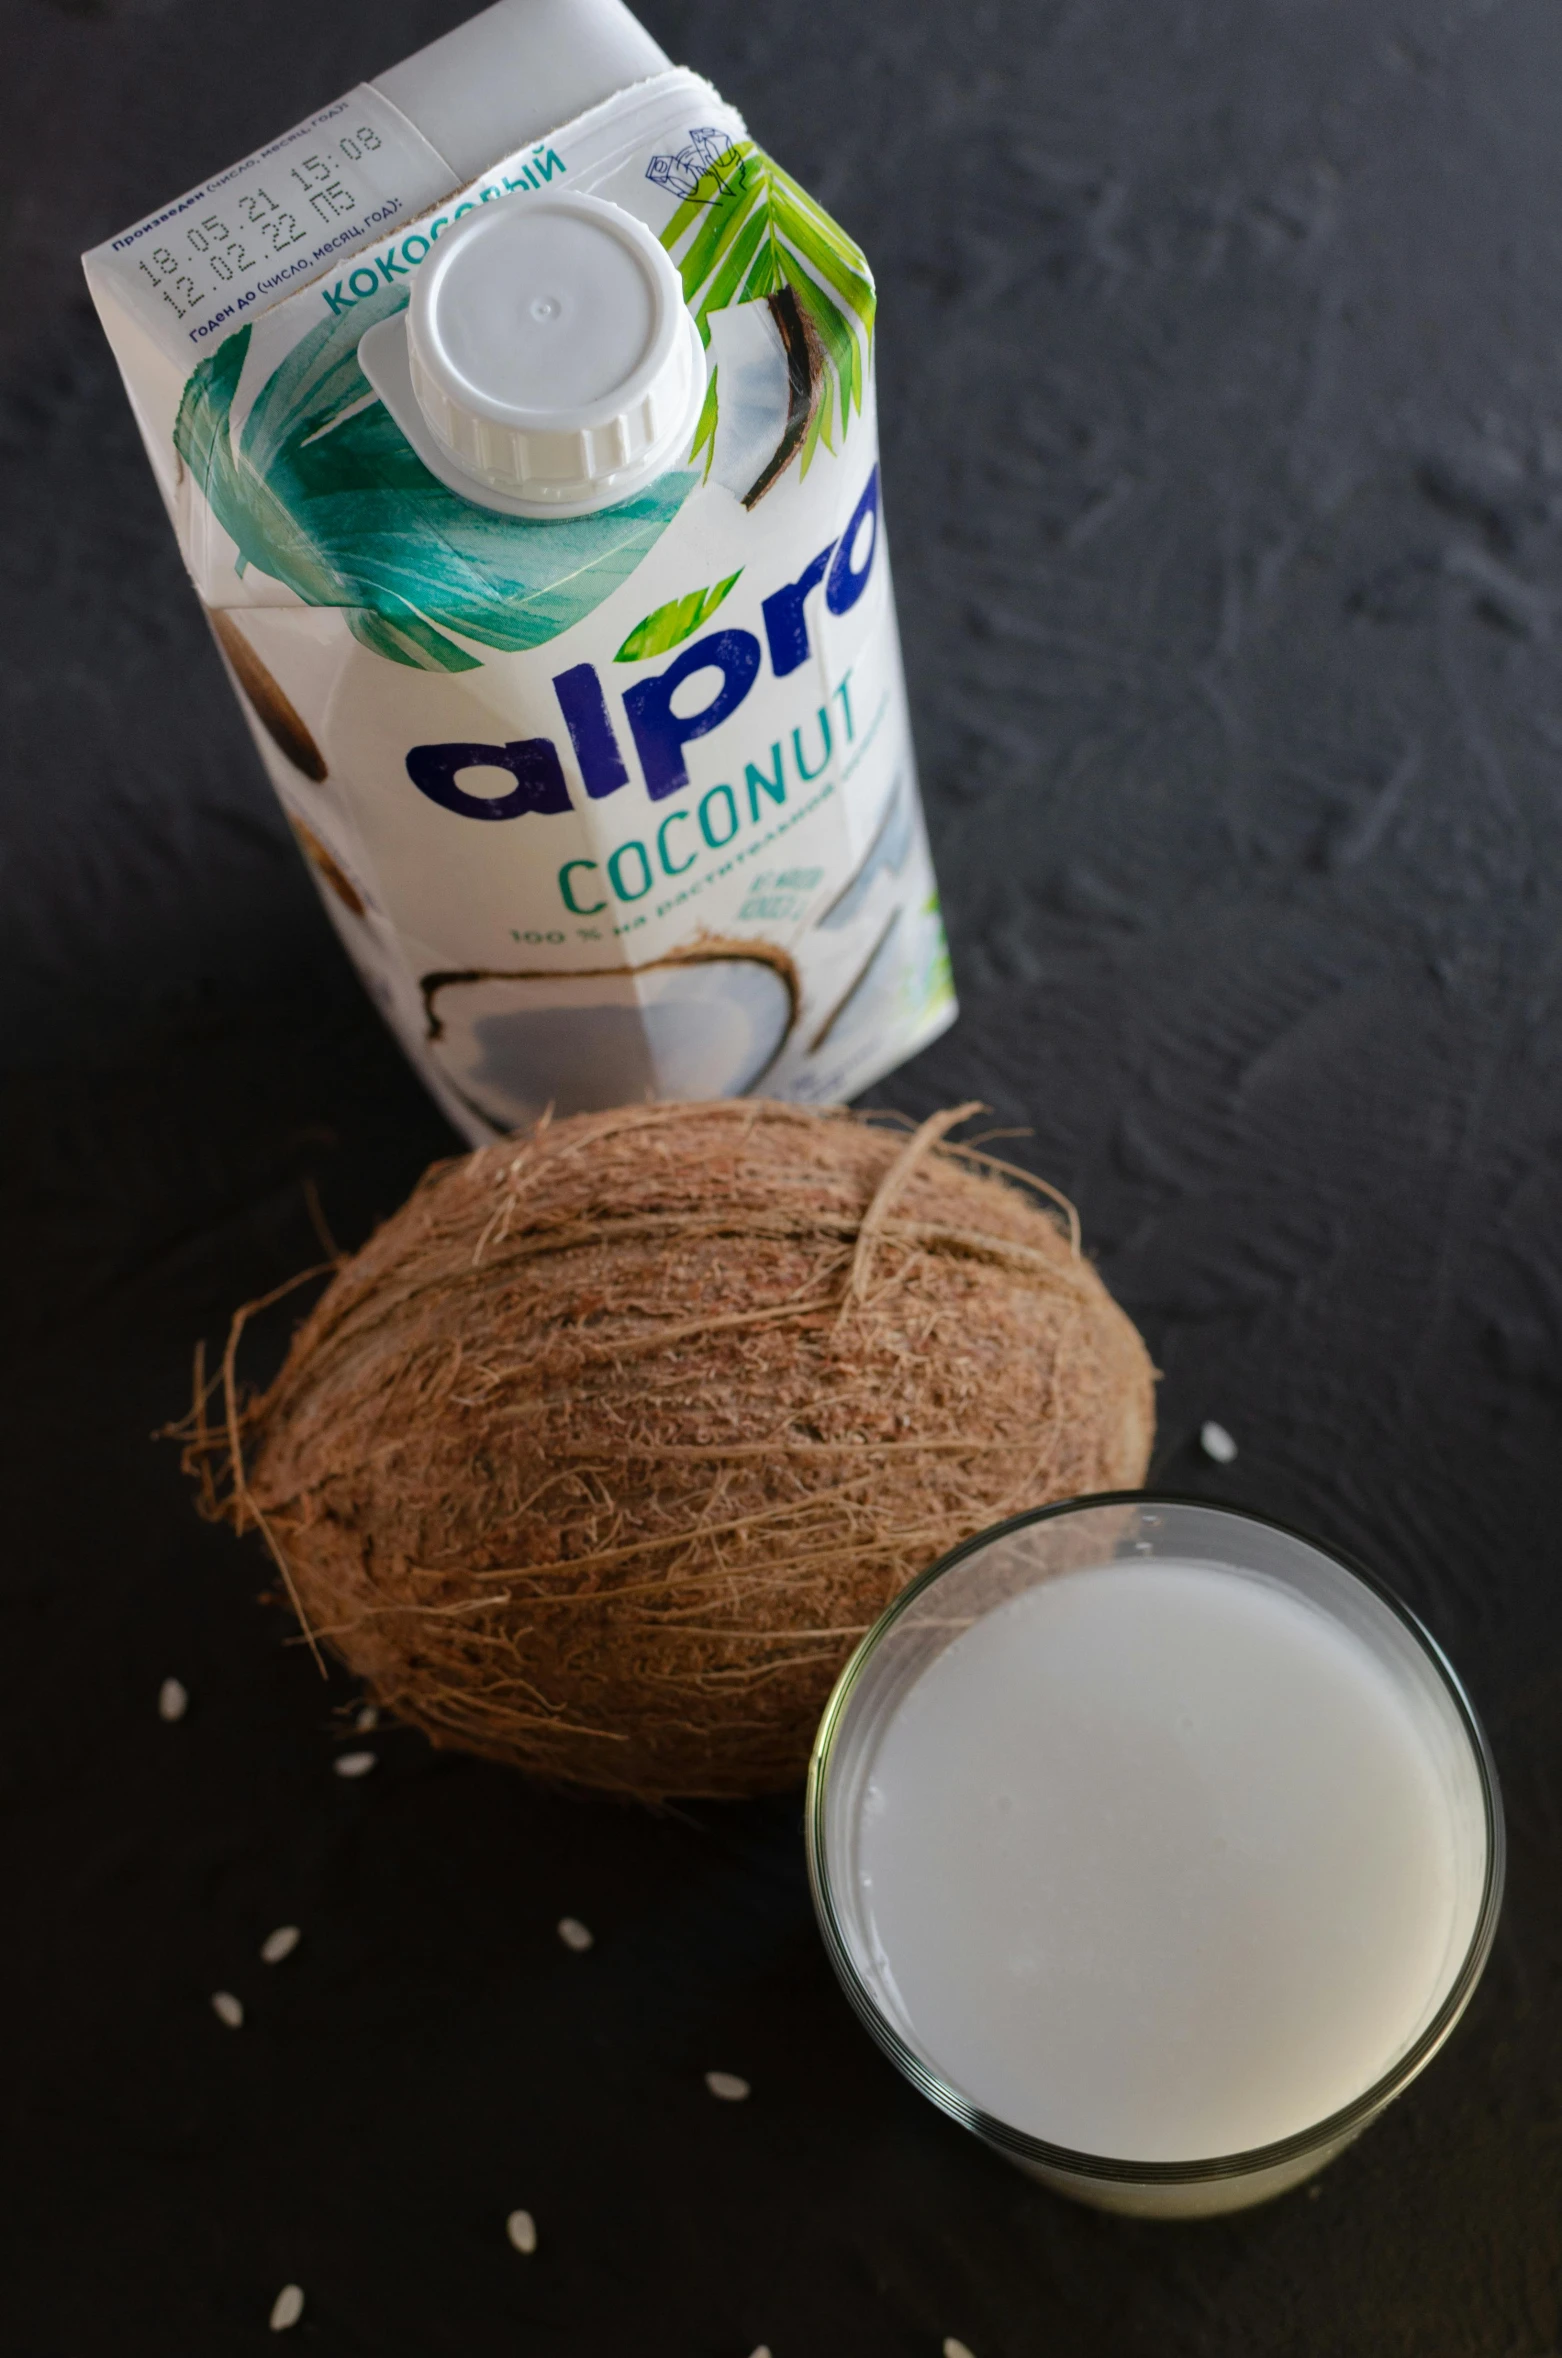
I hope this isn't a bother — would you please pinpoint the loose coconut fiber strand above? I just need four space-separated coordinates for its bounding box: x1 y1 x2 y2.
183 1101 1155 1800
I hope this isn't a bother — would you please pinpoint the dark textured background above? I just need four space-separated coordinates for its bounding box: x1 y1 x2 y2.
4 0 1560 2349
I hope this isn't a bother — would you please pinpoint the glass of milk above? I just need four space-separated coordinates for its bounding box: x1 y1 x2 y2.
806 1496 1503 2217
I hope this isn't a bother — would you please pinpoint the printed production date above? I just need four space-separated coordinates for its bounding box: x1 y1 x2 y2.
135 125 387 321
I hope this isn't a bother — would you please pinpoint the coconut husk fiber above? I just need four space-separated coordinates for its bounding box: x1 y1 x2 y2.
184 1100 1155 1800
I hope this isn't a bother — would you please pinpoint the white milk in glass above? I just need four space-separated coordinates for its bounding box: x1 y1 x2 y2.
83 0 954 1144
853 1561 1481 2164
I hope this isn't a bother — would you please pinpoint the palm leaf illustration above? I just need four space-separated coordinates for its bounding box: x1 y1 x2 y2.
658 140 876 500
174 297 699 672
614 569 742 661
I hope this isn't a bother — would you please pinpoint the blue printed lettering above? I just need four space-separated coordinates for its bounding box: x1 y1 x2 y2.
405 739 571 821
622 629 762 803
553 663 630 800
825 466 880 616
761 542 834 678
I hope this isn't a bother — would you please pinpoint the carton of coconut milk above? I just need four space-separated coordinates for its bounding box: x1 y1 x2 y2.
83 0 955 1142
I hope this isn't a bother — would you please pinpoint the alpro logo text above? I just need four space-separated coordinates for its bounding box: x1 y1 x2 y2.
403 468 882 920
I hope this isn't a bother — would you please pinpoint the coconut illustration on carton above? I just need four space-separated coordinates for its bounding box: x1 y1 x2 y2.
421 937 799 1131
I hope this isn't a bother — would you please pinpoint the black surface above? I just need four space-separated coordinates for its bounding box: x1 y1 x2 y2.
4 0 1561 2350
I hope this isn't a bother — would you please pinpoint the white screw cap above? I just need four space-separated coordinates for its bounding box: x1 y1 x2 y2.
403 190 705 516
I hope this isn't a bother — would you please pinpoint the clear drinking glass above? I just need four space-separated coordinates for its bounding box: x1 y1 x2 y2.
805 1494 1504 2217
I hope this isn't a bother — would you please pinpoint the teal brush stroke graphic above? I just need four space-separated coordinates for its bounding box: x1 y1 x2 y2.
175 291 699 671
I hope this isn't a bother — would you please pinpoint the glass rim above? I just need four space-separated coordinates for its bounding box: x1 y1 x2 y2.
805 1489 1507 2186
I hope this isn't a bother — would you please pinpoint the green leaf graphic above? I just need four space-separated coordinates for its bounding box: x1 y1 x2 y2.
174 299 699 670
659 140 876 484
688 364 720 481
614 569 743 662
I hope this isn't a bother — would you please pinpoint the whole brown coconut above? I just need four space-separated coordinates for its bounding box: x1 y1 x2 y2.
191 1101 1154 1799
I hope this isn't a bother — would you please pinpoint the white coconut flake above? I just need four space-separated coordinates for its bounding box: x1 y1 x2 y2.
706 297 792 501
1200 1419 1238 1465
334 1750 377 1779
158 1677 189 1722
557 1916 594 1953
211 1990 244 2030
426 958 793 1122
269 2282 305 2331
705 2070 751 2102
355 1704 379 1733
944 2341 977 2358
506 2208 537 2254
261 1925 301 1966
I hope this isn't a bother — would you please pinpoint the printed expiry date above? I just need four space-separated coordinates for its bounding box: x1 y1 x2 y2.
134 124 386 319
